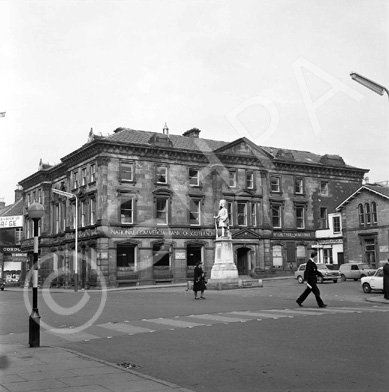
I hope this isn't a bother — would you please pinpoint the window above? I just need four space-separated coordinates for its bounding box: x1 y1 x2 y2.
81 168 87 186
319 207 328 229
251 203 257 227
80 201 87 227
228 202 234 226
272 245 283 267
117 245 136 271
272 204 282 228
37 189 42 203
296 206 305 229
189 199 201 225
323 249 333 264
90 163 96 183
32 191 36 203
156 166 167 184
333 216 341 233
156 198 168 225
295 178 303 194
229 171 237 187
187 245 202 268
27 193 31 207
153 243 170 266
271 176 280 192
90 199 96 225
121 197 134 224
73 171 79 189
62 202 66 231
72 203 76 229
364 203 371 225
246 172 254 189
55 204 60 234
15 228 23 245
237 203 247 226
371 202 377 224
120 161 134 182
358 204 365 225
189 168 199 186
320 181 328 195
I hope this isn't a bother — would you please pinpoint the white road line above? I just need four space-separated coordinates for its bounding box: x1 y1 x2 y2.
98 322 155 335
229 311 293 319
263 309 325 316
48 330 100 342
188 314 248 323
143 318 205 328
337 306 389 313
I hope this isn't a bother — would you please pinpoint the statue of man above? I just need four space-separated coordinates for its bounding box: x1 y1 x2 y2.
214 199 230 237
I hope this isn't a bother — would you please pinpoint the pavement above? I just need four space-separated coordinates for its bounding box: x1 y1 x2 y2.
1 278 388 392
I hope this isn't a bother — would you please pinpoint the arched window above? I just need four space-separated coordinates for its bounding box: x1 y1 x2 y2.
371 202 377 224
358 204 364 225
364 203 371 225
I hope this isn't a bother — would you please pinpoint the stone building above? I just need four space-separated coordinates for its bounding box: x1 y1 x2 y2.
18 126 368 288
336 183 389 268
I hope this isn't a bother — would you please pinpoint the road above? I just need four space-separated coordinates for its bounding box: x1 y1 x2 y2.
1 279 388 391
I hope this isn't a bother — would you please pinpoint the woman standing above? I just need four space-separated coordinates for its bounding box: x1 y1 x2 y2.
193 261 207 300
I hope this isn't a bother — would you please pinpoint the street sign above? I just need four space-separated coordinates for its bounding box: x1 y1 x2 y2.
52 189 74 198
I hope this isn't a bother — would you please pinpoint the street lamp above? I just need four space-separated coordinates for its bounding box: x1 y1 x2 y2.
28 202 45 348
52 189 79 292
350 72 389 99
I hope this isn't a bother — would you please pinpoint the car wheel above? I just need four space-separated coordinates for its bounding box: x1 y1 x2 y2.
341 275 346 281
333 279 337 283
1 288 3 291
362 283 371 293
354 279 358 281
318 277 324 284
297 276 304 284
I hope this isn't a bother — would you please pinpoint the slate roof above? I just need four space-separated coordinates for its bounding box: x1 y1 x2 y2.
0 198 24 217
105 127 362 169
336 184 389 210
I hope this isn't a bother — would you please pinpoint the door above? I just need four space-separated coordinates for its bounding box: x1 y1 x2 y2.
237 248 249 275
337 252 344 265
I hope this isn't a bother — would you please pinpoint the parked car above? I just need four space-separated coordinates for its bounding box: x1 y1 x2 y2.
361 268 383 293
294 263 340 284
0 278 5 291
338 263 376 281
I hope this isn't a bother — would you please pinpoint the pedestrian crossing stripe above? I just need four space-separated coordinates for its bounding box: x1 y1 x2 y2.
44 306 389 342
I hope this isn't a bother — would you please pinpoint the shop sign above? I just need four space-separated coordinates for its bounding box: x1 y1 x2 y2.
317 238 343 245
110 227 215 238
273 231 314 239
1 246 22 253
175 251 186 260
65 227 99 240
0 215 24 228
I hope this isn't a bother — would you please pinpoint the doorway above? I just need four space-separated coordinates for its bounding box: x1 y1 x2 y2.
237 247 250 275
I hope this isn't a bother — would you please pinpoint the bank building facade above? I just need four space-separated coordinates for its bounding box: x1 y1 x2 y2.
19 126 368 288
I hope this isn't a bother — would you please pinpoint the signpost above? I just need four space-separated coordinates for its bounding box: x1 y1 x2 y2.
52 188 78 292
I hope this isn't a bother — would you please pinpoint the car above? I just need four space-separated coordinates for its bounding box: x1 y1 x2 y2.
294 263 340 284
338 263 376 281
361 267 383 293
0 278 5 291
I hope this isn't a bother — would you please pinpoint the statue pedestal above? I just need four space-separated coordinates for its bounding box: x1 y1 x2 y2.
208 237 238 283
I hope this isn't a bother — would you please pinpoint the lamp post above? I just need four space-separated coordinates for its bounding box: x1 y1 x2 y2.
350 72 389 100
52 189 78 292
28 202 45 348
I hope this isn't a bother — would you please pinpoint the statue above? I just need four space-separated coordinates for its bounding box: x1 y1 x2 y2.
214 199 230 238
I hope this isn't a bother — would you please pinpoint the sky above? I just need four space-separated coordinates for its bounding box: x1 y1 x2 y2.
1 0 388 205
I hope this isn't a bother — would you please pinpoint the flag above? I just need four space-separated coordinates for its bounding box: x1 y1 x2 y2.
0 112 6 117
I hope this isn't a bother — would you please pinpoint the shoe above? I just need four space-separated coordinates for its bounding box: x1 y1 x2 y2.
195 297 199 300
296 300 303 307
200 297 206 299
319 304 327 308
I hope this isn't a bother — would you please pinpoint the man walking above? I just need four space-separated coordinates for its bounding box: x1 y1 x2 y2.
296 251 327 308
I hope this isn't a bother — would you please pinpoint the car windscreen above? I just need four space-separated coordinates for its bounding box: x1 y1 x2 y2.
360 264 371 269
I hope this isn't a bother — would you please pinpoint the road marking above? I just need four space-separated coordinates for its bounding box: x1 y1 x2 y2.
48 330 100 342
263 309 325 316
229 311 293 319
188 314 248 323
143 318 205 328
338 306 389 313
98 322 155 335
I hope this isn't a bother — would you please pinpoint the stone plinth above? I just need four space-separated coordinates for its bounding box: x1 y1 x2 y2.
208 237 238 282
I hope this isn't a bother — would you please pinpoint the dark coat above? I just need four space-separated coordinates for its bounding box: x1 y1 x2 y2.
303 259 323 283
193 266 207 292
383 263 389 299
